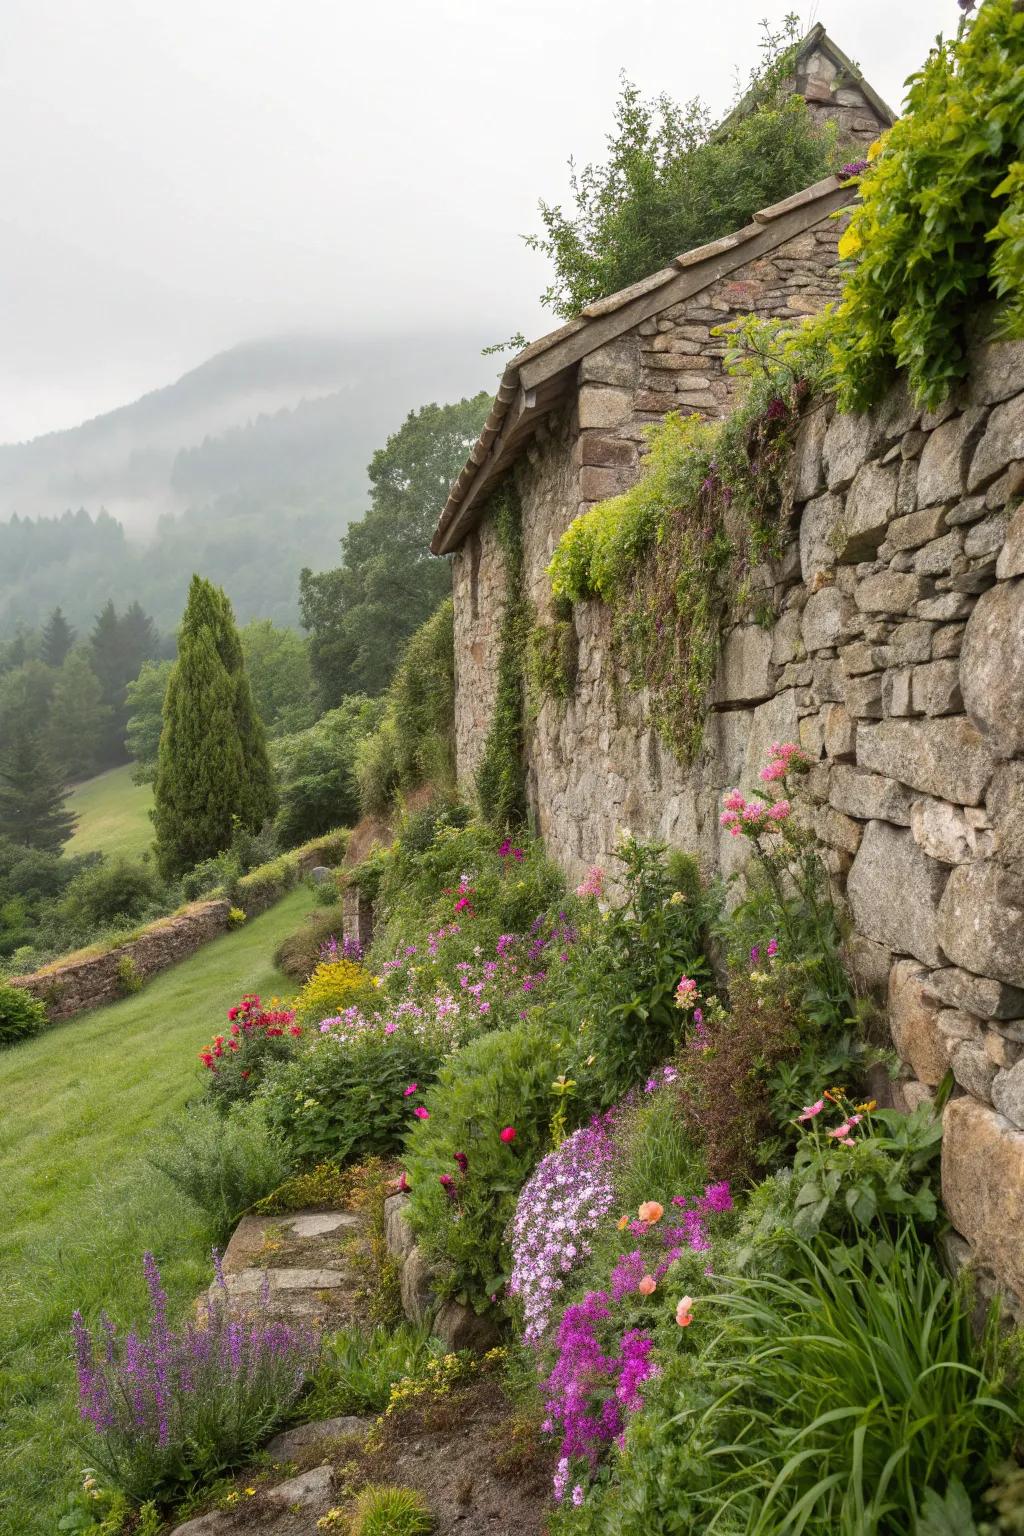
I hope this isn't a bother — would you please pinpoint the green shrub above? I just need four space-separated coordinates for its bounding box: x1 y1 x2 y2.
347 1485 432 1536
261 1022 446 1166
552 838 717 1111
273 696 380 847
528 22 838 319
0 980 47 1046
293 957 377 1026
301 1323 446 1421
825 0 1024 410
355 599 457 818
405 1020 566 1312
372 816 564 970
273 906 346 980
179 850 239 902
57 858 166 931
115 954 144 997
147 1099 295 1241
234 853 297 914
568 1228 1020 1536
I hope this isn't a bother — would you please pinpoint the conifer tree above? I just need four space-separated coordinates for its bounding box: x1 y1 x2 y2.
40 607 75 668
0 731 77 852
46 652 110 779
153 576 276 878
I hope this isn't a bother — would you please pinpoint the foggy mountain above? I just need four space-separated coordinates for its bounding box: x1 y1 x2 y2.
0 332 497 636
0 332 496 532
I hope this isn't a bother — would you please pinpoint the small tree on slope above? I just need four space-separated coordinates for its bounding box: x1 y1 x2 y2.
153 576 276 879
0 731 77 853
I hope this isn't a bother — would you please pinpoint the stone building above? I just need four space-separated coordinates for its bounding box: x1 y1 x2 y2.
432 33 1024 1304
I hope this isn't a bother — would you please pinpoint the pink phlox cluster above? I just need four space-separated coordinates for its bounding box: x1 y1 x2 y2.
543 1290 658 1491
509 1122 617 1345
575 866 605 900
719 787 792 836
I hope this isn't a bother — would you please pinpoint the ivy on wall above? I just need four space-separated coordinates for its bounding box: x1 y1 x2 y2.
477 481 531 829
822 0 1024 410
548 317 821 762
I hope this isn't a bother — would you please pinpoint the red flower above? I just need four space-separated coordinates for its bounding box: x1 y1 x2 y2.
289 1025 302 1036
500 1126 517 1143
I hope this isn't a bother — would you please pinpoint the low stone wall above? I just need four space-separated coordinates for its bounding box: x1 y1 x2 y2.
11 899 232 1022
383 1191 502 1352
9 829 350 1024
453 336 1024 1304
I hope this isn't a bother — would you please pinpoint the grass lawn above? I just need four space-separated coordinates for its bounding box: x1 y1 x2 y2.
0 886 315 1534
66 764 155 863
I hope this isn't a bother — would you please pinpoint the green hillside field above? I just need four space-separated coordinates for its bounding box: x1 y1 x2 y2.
66 763 155 863
0 885 313 1534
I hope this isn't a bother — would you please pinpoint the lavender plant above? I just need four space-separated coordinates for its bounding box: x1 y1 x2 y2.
71 1251 319 1502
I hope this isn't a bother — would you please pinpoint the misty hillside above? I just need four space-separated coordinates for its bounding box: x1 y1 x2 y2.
0 332 496 636
0 332 494 531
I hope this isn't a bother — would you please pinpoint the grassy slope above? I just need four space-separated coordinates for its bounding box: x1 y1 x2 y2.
66 764 155 863
0 886 313 1535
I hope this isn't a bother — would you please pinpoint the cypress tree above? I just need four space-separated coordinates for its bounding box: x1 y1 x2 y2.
0 731 77 852
153 576 276 878
40 607 75 668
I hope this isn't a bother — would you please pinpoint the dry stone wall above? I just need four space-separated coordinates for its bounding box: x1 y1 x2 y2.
11 899 232 1021
452 337 1024 1302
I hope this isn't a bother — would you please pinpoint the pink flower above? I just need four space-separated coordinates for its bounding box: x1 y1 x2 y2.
722 788 745 812
719 809 739 827
403 1083 418 1097
500 1126 517 1143
767 800 791 822
766 938 779 958
414 1106 430 1120
758 760 787 782
637 1275 656 1296
742 800 767 822
675 976 699 1011
827 1121 852 1140
575 866 605 900
797 1099 825 1122
676 1295 694 1328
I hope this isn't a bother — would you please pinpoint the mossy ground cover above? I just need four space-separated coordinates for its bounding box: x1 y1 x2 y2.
0 886 312 1535
66 764 156 863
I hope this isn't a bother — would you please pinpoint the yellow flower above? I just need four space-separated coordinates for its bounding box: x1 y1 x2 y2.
867 131 888 161
669 890 686 905
837 226 862 261
245 1488 257 1496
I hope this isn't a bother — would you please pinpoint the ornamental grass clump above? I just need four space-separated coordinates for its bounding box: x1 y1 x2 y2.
71 1252 319 1503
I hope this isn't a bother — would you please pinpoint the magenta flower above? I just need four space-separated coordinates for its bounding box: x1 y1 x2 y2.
414 1106 430 1120
797 1099 825 1122
500 1126 517 1143
403 1083 418 1097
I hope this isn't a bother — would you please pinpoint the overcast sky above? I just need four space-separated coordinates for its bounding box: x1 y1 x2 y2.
1 1 953 444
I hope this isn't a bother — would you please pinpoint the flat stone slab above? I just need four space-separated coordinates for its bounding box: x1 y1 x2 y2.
227 1267 348 1293
285 1212 358 1239
265 1415 370 1460
171 1466 335 1535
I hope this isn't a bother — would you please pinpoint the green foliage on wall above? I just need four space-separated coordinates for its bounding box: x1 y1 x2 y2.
549 318 822 761
355 599 458 818
476 483 531 828
823 0 1024 410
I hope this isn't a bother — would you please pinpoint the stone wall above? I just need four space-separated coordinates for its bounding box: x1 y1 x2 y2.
9 830 349 1023
452 336 1024 1302
11 899 232 1021
792 42 888 144
452 203 850 786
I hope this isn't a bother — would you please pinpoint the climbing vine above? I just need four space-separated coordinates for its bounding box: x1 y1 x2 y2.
822 0 1024 410
549 316 824 762
477 481 531 828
